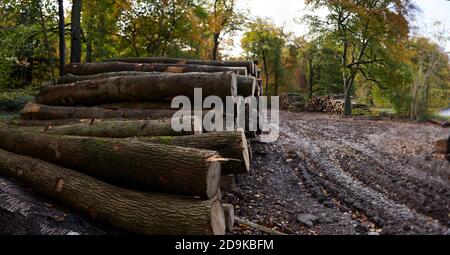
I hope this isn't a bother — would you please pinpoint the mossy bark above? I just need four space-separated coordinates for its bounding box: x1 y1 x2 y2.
44 119 195 138
0 149 225 235
0 124 221 198
136 131 250 175
21 102 179 120
65 62 247 76
104 57 256 76
36 72 237 106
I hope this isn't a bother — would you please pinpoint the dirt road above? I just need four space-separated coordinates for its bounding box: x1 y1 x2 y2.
225 111 450 235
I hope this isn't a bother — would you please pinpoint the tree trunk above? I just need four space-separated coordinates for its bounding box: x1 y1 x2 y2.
65 62 247 76
0 149 225 235
137 131 250 175
58 0 65 76
223 204 234 232
37 0 55 82
343 75 354 117
104 57 256 76
43 119 197 138
21 102 179 120
70 0 82 63
212 33 220 60
0 125 222 198
36 72 237 106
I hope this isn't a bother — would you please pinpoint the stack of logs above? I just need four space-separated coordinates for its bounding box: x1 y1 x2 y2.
435 137 450 161
280 93 305 112
306 96 344 115
0 57 261 235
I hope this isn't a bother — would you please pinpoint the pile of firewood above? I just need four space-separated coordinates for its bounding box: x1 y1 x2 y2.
0 57 261 235
280 93 305 112
435 137 450 161
306 96 344 115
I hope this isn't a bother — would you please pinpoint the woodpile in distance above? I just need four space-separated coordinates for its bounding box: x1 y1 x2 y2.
306 96 344 115
280 93 305 112
0 57 262 235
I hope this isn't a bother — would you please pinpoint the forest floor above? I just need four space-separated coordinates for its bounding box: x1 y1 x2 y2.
0 111 449 235
224 111 450 235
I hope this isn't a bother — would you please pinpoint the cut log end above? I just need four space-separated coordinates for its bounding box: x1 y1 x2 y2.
210 200 226 235
206 160 222 199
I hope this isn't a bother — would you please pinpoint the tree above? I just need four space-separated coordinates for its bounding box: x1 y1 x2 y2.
409 36 450 119
298 36 342 98
208 0 243 60
305 0 416 116
58 0 65 75
70 0 82 63
241 18 285 96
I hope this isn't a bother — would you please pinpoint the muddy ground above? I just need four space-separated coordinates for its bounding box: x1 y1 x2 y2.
0 111 449 235
225 111 450 235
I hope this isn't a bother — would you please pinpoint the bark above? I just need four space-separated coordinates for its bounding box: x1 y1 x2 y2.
104 57 256 76
0 175 109 235
44 72 154 85
8 119 97 127
43 119 197 138
65 62 247 76
223 204 234 232
70 0 82 63
21 102 179 120
0 125 222 198
37 0 55 82
36 72 238 106
137 131 250 175
58 0 65 76
237 76 257 98
0 149 225 235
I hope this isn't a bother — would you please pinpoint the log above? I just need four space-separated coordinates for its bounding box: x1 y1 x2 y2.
0 125 222 198
220 175 236 191
21 102 180 120
104 57 256 76
8 119 94 127
0 175 109 235
43 71 156 85
36 72 238 106
65 62 247 76
43 118 198 138
136 131 250 175
223 204 235 232
46 72 255 99
234 217 287 235
237 76 257 97
429 119 450 128
435 138 449 154
0 149 225 235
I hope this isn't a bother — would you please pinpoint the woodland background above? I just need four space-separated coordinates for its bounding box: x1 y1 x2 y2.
0 0 449 119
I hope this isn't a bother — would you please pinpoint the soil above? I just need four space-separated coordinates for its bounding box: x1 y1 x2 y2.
0 111 449 235
224 111 449 235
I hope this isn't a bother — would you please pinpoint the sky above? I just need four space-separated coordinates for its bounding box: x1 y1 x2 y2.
227 0 450 57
